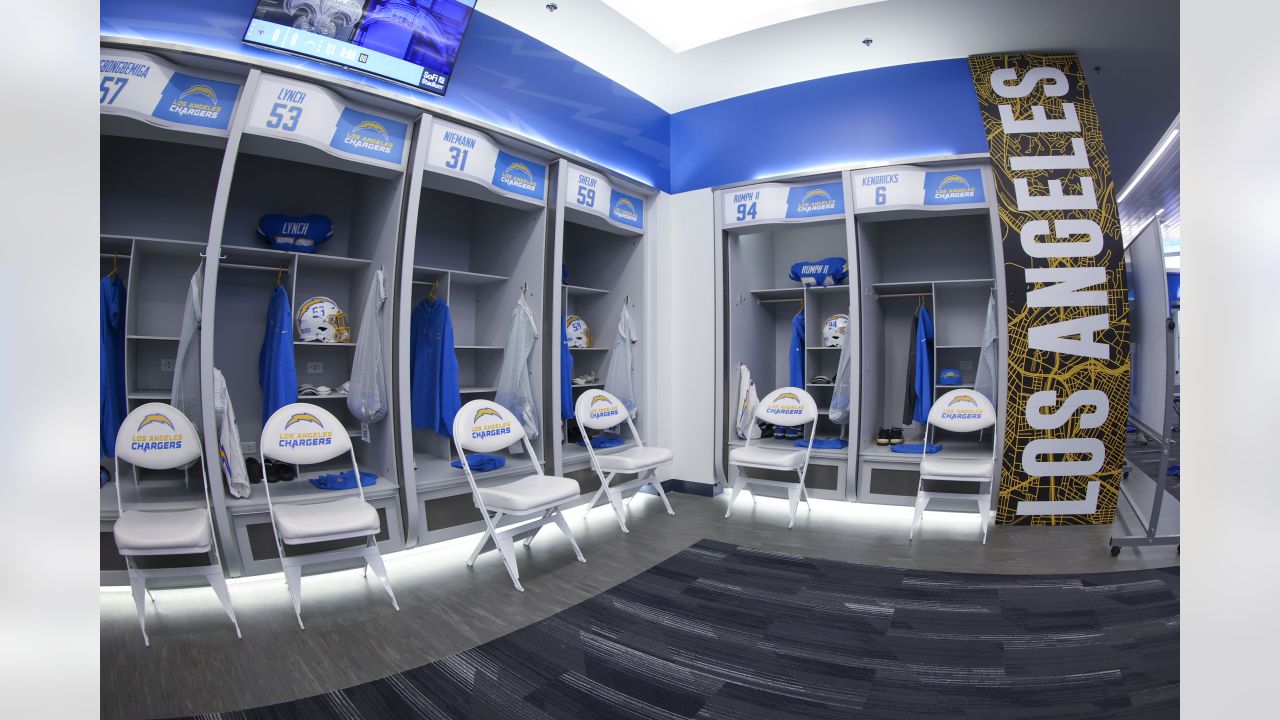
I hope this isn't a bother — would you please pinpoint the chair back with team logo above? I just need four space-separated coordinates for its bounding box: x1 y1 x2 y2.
113 402 207 514
574 390 635 433
260 402 361 501
453 399 530 454
753 387 818 428
928 389 997 433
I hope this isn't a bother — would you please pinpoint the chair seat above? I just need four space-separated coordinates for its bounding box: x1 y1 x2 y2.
479 474 579 513
920 455 995 480
273 496 380 544
114 508 211 553
729 445 805 470
596 446 673 472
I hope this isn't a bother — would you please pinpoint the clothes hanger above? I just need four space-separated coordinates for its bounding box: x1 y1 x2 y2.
275 267 285 287
107 254 118 277
427 279 437 301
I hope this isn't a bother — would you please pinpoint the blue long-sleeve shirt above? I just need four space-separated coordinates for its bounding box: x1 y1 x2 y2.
561 314 574 420
100 275 127 457
789 308 806 388
410 298 462 436
911 306 934 423
259 285 297 424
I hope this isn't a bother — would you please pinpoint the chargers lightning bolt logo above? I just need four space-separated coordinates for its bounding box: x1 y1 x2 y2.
948 395 978 407
473 407 503 423
776 392 802 404
138 413 175 432
284 412 324 430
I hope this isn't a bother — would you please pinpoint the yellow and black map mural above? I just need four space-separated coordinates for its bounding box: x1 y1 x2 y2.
969 53 1130 525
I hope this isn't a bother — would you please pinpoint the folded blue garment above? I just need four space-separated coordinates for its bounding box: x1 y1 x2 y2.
451 454 507 472
794 437 849 449
576 434 626 449
309 470 378 490
892 443 943 454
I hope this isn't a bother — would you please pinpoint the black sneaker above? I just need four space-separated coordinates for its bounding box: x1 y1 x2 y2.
889 427 904 444
876 427 890 446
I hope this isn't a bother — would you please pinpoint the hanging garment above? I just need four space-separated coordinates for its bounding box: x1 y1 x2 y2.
259 285 297 425
100 274 127 458
213 368 249 499
410 297 462 436
974 293 1000 404
560 314 574 421
902 305 934 425
604 304 640 416
828 330 853 425
495 294 540 439
735 364 762 440
171 270 203 430
349 269 389 429
789 308 806 388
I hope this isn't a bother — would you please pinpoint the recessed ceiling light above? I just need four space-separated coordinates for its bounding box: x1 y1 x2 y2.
600 0 888 53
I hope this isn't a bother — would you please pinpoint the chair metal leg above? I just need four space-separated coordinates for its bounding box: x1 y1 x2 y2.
605 486 630 533
363 540 399 611
650 477 675 516
786 485 801 529
798 474 813 511
524 511 551 546
207 569 242 639
910 493 927 541
493 534 523 592
127 568 150 647
467 526 494 567
552 509 586 563
282 560 305 630
724 475 747 518
978 495 991 544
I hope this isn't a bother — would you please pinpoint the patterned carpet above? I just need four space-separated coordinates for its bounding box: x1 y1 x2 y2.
188 540 1179 719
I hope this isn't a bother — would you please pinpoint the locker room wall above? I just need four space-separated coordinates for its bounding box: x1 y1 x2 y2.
651 189 716 484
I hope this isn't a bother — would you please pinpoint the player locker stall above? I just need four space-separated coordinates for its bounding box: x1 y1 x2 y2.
713 175 856 503
548 161 654 494
396 116 553 545
850 163 1007 506
99 48 248 586
203 70 412 576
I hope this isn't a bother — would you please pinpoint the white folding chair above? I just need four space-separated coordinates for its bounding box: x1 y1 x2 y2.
259 403 398 629
910 389 999 543
575 390 674 533
112 402 240 646
453 399 585 591
725 387 818 529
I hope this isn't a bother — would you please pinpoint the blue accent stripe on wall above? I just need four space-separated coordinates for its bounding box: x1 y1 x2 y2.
100 1 671 190
669 60 989 194
101 3 994 195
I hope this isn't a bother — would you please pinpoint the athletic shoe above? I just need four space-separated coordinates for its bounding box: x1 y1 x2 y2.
876 427 890 446
889 427 904 444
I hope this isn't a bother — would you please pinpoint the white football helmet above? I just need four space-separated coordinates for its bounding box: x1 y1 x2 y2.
822 313 849 348
297 296 350 343
565 315 591 348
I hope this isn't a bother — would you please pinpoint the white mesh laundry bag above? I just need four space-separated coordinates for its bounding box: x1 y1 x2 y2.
828 338 854 425
494 293 540 440
347 269 389 433
604 304 639 417
170 269 203 431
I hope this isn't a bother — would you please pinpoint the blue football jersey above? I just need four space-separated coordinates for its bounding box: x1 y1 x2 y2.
789 257 849 286
257 214 333 253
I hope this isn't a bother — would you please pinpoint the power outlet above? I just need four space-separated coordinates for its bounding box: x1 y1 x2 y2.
160 358 176 372
306 361 324 374
959 360 974 370
240 440 257 455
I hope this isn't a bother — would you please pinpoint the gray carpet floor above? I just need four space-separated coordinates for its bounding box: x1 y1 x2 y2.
184 539 1179 719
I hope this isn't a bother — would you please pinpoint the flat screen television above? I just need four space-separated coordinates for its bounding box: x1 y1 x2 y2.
243 0 478 96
